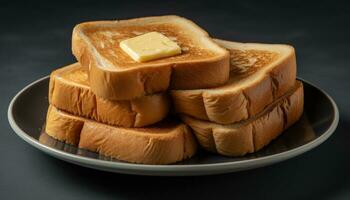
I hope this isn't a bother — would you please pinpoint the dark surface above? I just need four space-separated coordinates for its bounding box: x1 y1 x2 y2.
10 77 336 175
1 0 349 199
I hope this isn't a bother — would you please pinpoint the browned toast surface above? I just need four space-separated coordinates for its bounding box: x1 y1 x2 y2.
171 39 296 124
72 15 230 100
83 23 218 68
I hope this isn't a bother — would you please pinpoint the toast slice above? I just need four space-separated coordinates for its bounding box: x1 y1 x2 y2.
181 81 303 156
49 63 170 127
171 39 296 124
72 15 230 100
45 106 197 164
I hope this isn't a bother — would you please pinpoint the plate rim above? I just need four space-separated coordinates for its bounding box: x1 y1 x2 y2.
7 76 339 175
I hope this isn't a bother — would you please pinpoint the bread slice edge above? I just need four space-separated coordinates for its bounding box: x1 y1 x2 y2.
181 81 304 156
49 63 170 127
44 105 197 164
171 39 297 124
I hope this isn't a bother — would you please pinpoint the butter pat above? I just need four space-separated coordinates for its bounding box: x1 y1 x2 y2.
120 32 181 62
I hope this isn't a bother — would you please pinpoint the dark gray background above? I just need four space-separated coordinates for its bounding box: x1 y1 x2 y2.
1 0 349 199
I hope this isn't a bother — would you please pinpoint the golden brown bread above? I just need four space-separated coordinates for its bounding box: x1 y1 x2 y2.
49 63 170 127
171 39 296 124
181 81 304 156
45 106 197 164
72 15 230 100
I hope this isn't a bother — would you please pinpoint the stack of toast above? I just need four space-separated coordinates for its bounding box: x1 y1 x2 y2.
45 15 303 164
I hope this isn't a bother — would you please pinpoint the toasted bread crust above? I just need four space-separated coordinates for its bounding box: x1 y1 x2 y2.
171 39 296 124
181 82 304 156
49 63 170 127
45 106 197 164
72 15 230 100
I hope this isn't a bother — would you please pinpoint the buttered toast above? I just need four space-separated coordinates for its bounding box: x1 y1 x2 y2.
181 81 303 156
171 39 296 124
49 63 170 127
72 15 230 100
40 14 305 164
45 106 197 164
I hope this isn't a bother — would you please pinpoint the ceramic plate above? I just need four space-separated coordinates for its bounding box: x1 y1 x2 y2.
8 77 339 176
